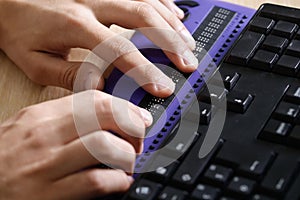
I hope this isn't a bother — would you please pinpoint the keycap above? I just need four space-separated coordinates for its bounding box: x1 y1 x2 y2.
262 35 289 54
273 55 300 77
260 4 300 24
129 179 162 200
287 125 300 148
296 29 300 39
251 194 275 200
185 101 212 125
227 176 256 197
249 17 275 34
198 85 227 104
272 20 299 39
260 119 292 144
219 197 236 200
203 164 233 186
175 0 199 7
227 31 265 65
146 155 179 182
249 50 279 71
216 142 275 179
191 184 221 200
260 155 300 196
223 72 240 91
158 186 187 200
161 119 199 159
285 85 300 104
227 91 254 114
286 40 300 57
172 140 223 188
285 172 300 200
272 102 300 123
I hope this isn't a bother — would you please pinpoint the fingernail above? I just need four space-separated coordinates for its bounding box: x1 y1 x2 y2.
155 78 176 93
172 3 185 18
139 108 153 126
182 50 198 70
179 29 196 50
127 176 134 184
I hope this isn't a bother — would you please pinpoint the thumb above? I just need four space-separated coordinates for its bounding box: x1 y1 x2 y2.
25 52 105 91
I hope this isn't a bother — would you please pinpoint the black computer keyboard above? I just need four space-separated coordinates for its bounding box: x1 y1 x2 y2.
102 3 300 200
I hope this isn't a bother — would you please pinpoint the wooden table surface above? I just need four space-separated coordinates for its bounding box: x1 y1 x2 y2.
1 0 300 123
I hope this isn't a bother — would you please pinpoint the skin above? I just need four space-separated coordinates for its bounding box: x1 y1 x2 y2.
0 0 198 97
0 0 197 199
0 90 153 199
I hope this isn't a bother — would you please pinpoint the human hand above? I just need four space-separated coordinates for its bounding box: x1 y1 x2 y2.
0 0 197 97
0 90 153 199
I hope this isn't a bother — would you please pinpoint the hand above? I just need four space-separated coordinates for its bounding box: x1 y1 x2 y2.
0 0 198 97
0 90 153 199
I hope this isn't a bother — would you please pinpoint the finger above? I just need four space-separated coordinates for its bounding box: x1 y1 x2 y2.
87 1 198 72
75 90 152 152
24 52 105 91
52 169 133 200
20 91 152 152
159 0 185 19
78 23 176 97
45 130 136 179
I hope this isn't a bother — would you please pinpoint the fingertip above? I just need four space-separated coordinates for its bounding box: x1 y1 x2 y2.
139 108 153 127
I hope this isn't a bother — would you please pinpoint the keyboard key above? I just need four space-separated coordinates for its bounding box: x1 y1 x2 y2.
296 29 300 40
161 119 199 159
260 119 292 144
219 197 236 200
260 4 300 24
249 50 279 71
216 142 275 179
251 194 275 200
249 17 275 34
129 179 162 200
273 55 300 76
262 35 289 54
146 155 179 182
158 186 187 200
199 102 212 125
285 172 300 200
260 155 299 196
227 31 265 65
191 184 221 200
287 125 300 148
227 91 254 114
286 40 300 57
223 72 240 91
172 140 223 188
285 85 300 104
227 176 256 197
272 20 299 39
204 164 233 186
272 102 300 123
199 86 227 104
184 100 213 125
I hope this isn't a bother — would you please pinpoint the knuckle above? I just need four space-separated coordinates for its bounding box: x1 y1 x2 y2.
26 125 48 147
85 170 107 193
17 106 40 120
133 2 156 22
60 63 79 90
94 92 113 117
110 37 136 59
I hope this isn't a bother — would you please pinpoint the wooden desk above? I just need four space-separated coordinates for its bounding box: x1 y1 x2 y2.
1 0 300 123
